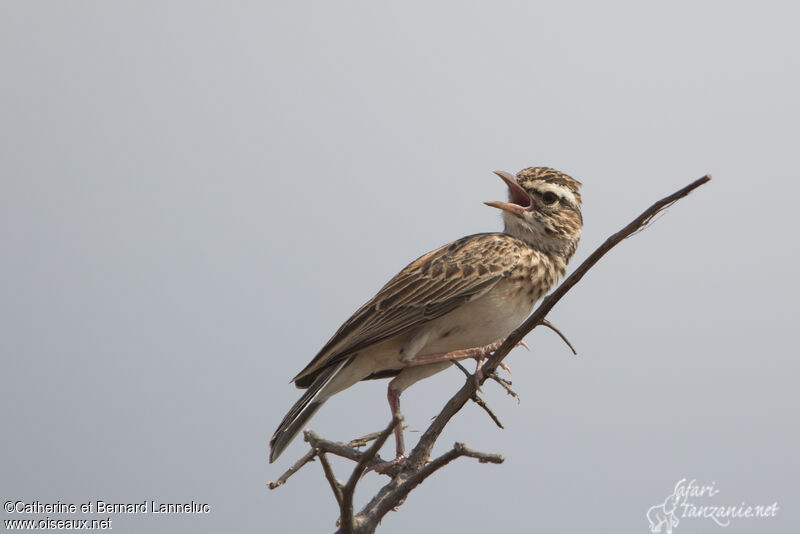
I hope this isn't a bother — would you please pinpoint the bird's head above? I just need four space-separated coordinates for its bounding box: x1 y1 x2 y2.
485 167 583 259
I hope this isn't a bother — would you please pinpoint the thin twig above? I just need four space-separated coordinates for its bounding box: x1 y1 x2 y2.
470 393 504 429
451 361 507 428
452 359 470 377
454 357 519 400
453 360 516 425
267 449 316 490
347 426 408 449
304 431 401 477
541 319 578 355
318 452 344 507
486 371 519 401
453 442 504 464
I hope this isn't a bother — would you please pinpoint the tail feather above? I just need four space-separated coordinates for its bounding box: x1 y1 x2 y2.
269 359 349 463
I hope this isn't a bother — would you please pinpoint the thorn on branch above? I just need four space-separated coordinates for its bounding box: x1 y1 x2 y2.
541 319 578 355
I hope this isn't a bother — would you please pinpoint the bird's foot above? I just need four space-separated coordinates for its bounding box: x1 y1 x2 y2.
472 340 527 389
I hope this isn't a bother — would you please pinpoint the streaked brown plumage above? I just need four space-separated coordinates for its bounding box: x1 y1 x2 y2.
270 167 583 463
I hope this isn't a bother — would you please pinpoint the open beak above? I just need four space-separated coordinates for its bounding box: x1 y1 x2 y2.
484 170 531 217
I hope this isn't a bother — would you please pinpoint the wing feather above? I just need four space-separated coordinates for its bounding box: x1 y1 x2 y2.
293 233 525 385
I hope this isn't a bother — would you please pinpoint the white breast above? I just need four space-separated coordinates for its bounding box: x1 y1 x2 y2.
419 280 536 355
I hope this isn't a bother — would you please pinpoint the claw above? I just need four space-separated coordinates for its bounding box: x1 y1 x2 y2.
492 340 526 375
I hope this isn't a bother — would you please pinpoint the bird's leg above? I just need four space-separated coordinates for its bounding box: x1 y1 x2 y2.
387 387 405 460
365 386 407 475
404 339 524 389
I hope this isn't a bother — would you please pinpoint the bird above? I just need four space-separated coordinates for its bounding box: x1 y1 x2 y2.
269 166 583 464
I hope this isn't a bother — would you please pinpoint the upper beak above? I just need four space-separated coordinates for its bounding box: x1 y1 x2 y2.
484 170 531 217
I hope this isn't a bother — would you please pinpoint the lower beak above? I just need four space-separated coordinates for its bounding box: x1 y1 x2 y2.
484 200 528 217
485 170 530 217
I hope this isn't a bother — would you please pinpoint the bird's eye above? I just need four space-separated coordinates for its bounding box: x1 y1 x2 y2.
542 191 559 205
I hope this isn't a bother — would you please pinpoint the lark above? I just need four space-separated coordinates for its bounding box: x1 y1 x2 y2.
270 167 583 464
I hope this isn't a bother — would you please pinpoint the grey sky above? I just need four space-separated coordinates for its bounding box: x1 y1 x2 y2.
1 2 797 533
